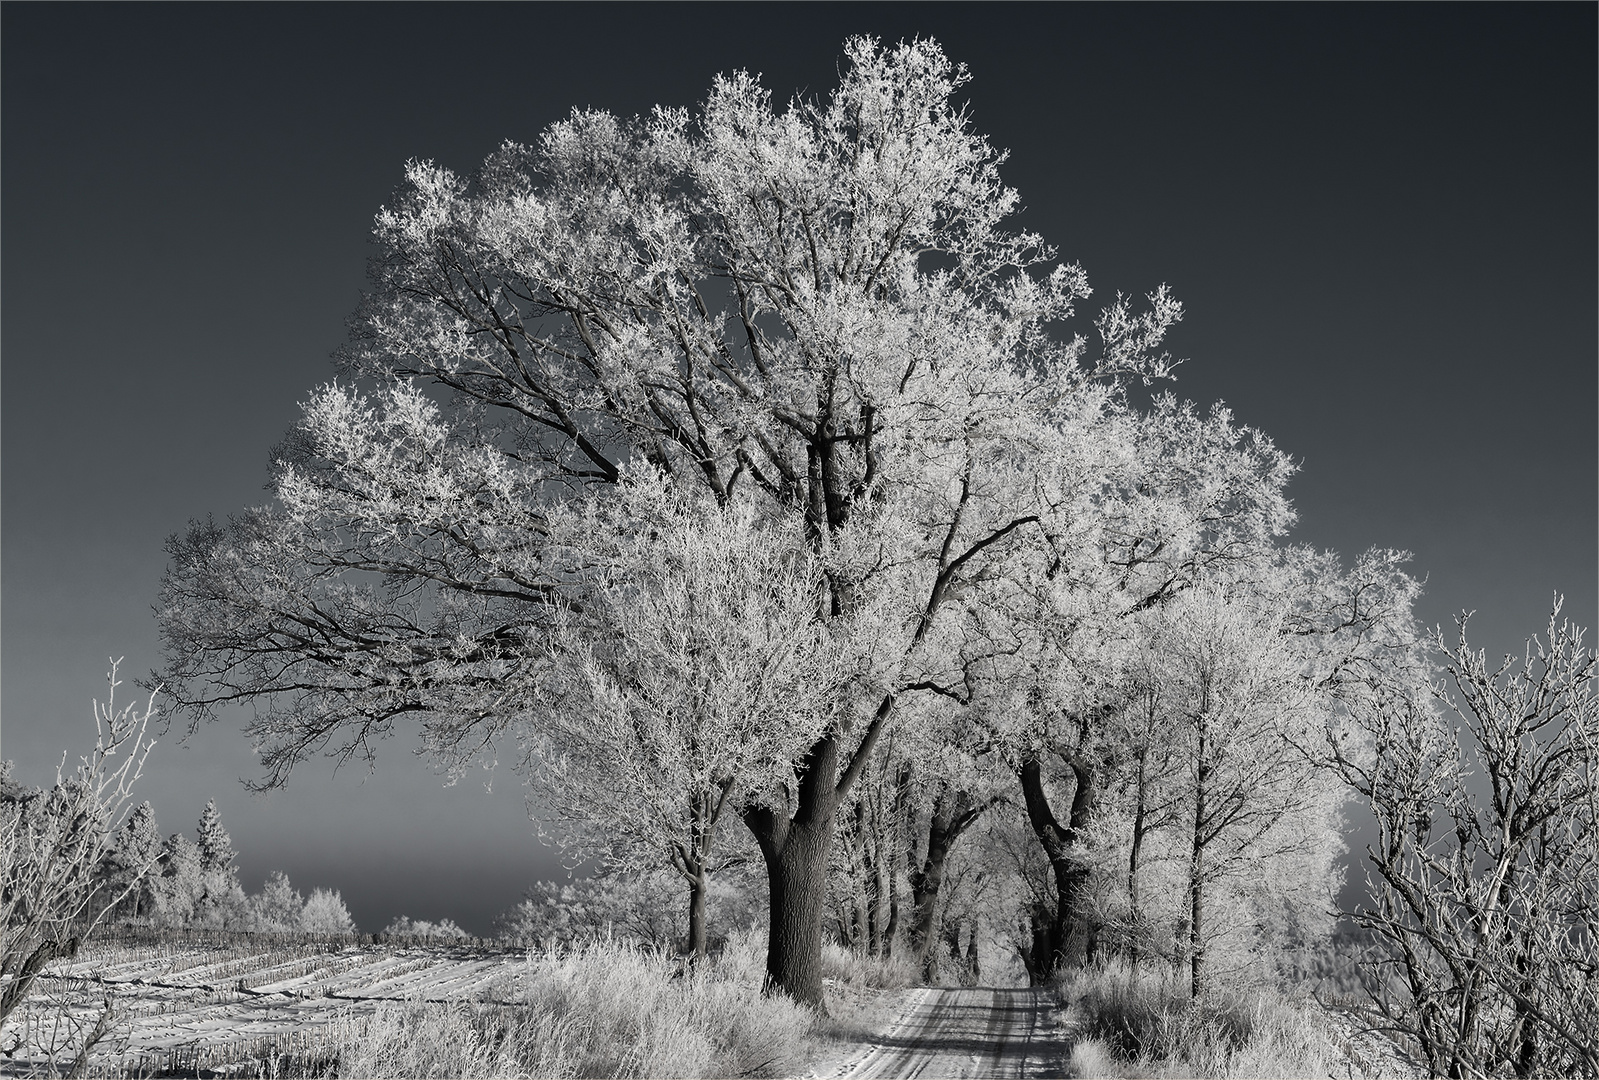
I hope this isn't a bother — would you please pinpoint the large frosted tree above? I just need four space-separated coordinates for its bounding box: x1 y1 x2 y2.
156 37 1188 1004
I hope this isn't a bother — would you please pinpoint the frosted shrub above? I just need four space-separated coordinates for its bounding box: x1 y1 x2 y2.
383 915 470 939
495 874 681 947
0 661 156 1027
299 887 355 934
820 940 918 991
1059 961 1334 1078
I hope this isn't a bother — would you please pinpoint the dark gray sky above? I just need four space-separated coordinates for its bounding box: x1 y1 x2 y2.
4 4 1594 936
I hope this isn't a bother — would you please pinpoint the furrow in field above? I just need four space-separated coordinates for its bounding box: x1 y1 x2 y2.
52 947 217 982
386 957 518 1000
328 955 501 999
247 952 404 994
115 996 380 1053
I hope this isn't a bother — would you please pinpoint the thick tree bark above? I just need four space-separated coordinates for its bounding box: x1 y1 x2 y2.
755 806 832 1005
685 863 708 961
1019 754 1099 978
742 696 894 1008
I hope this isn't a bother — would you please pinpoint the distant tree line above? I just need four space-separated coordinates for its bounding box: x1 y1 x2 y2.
96 797 355 935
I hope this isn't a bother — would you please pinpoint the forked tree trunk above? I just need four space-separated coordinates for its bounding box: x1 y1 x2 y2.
907 789 988 982
742 698 894 1008
1019 754 1099 979
755 809 833 1005
676 785 731 963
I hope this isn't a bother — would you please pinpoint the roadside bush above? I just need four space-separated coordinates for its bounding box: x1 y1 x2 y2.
1057 961 1334 1079
820 940 919 991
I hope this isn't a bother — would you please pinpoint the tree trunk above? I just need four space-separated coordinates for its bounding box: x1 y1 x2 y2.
860 801 884 957
1019 755 1098 978
743 701 891 1007
677 786 730 963
1188 862 1205 999
685 862 708 961
1189 744 1209 1000
1022 902 1054 986
908 816 954 979
941 915 963 979
0 936 79 1025
907 789 986 982
748 802 833 1006
882 861 900 959
1128 744 1150 970
869 853 890 958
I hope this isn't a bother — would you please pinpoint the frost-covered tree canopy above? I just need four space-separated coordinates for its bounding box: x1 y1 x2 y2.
153 36 1426 1006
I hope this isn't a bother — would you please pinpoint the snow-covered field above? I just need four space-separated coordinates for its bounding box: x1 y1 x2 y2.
2 935 533 1076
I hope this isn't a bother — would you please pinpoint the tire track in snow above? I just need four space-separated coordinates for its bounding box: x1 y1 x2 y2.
830 986 1067 1079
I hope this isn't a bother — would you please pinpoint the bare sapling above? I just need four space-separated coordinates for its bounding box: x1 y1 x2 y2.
1 660 158 1031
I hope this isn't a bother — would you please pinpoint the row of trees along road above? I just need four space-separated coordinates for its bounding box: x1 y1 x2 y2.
155 38 1426 1006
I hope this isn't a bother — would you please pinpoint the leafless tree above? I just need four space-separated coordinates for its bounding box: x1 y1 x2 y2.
1 661 157 1029
1337 600 1598 1079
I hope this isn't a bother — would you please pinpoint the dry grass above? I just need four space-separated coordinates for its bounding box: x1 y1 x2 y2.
265 930 814 1079
1056 961 1339 1079
819 941 918 993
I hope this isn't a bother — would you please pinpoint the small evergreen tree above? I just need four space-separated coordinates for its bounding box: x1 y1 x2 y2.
102 801 162 920
191 800 245 926
152 833 201 926
245 870 303 931
195 799 234 873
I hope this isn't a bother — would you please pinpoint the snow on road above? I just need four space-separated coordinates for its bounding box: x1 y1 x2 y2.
823 986 1069 1079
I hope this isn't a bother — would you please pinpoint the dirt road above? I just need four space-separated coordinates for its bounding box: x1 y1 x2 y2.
827 986 1069 1079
